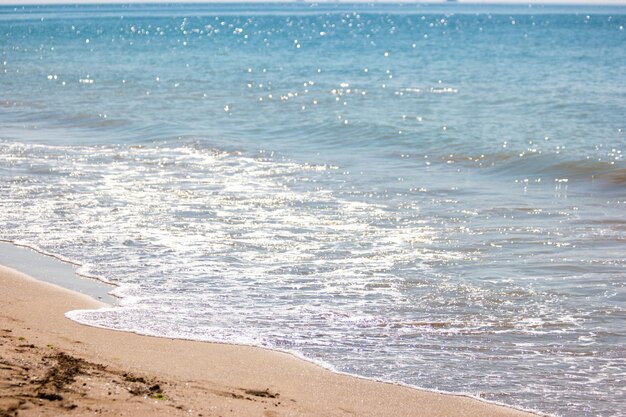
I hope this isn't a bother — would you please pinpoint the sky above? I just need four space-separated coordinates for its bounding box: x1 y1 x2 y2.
3 0 626 5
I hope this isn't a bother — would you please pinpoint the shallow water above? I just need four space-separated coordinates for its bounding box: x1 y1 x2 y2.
1 3 625 416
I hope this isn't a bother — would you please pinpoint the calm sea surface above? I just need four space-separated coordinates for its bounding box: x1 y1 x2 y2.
1 3 625 415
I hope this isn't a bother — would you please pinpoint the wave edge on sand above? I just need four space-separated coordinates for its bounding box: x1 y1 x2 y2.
0 263 541 417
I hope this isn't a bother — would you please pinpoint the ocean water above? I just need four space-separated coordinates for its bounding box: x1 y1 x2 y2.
1 3 625 416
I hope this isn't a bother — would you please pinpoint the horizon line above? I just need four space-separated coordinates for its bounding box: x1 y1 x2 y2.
3 0 626 6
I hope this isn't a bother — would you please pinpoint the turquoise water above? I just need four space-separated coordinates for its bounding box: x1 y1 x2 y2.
1 3 625 416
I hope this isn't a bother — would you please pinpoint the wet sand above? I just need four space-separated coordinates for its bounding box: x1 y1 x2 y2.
0 264 539 417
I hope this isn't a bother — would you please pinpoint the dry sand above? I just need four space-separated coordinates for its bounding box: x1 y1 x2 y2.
0 264 540 417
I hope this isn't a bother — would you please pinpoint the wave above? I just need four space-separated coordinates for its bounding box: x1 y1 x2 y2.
434 150 626 189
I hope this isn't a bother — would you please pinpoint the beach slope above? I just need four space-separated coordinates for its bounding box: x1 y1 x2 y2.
0 265 538 417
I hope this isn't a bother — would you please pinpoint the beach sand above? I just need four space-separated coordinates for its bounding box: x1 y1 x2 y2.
0 264 539 417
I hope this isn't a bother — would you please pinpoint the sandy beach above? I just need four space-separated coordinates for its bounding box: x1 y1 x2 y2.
0 263 540 417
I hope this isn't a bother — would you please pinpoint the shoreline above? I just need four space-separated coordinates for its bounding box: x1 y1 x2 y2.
0 240 118 305
0 262 541 416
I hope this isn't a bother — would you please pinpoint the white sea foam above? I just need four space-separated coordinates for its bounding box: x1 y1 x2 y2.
2 138 624 417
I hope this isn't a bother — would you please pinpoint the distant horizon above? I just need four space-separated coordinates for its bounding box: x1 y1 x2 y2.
4 0 626 6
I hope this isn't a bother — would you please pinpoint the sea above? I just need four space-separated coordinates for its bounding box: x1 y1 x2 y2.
0 2 624 416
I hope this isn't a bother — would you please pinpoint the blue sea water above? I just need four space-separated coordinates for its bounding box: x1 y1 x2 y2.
1 3 625 416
